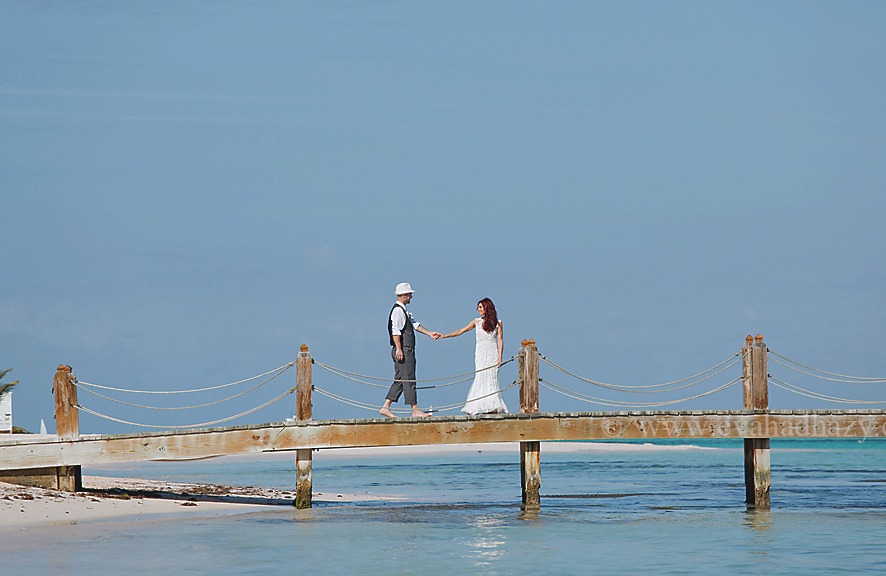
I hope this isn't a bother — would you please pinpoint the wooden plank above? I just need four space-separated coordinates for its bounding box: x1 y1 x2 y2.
4 411 886 470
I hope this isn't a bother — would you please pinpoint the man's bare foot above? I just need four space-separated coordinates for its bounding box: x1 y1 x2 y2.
379 407 397 418
411 409 430 417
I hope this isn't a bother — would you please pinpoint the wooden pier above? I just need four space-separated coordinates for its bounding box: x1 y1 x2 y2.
2 335 886 510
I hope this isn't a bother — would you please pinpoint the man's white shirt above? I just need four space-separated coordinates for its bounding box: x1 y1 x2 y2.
390 301 421 337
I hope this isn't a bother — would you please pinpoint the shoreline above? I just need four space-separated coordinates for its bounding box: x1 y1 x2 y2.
0 441 722 530
1 474 400 530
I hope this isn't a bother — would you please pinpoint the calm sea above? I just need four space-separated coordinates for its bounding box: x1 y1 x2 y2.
4 439 886 575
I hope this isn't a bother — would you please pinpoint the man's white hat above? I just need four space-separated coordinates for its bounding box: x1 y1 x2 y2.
395 282 414 295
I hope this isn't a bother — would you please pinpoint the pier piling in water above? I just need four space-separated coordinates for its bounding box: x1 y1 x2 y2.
4 332 880 509
743 334 771 509
519 339 541 508
294 344 313 509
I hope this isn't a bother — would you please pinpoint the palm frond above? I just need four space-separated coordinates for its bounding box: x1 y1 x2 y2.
0 368 18 397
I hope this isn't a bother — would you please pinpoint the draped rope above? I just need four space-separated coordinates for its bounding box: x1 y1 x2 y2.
314 364 474 390
539 353 741 392
73 364 292 410
313 387 466 414
769 376 886 405
313 380 519 415
539 377 741 408
313 356 516 386
769 351 886 383
75 362 296 394
74 384 297 429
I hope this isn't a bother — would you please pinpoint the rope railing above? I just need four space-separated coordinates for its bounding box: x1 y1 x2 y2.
310 355 519 415
313 356 516 389
71 342 886 431
73 364 293 411
313 380 519 415
768 351 886 384
68 361 297 430
539 353 741 393
314 365 475 390
769 376 886 405
74 384 298 429
539 377 742 408
75 361 296 394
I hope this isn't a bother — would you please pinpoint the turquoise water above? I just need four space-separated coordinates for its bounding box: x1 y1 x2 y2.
4 439 886 575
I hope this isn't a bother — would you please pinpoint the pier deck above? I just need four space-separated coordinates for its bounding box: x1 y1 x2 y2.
2 409 884 470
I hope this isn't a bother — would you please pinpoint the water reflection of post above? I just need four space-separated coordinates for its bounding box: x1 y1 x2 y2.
518 506 540 521
518 339 541 509
742 508 773 532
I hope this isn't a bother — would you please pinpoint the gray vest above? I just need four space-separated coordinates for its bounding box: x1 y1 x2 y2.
388 304 415 347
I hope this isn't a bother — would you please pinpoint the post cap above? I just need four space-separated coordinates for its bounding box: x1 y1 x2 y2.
300 343 309 352
755 334 764 342
745 335 753 344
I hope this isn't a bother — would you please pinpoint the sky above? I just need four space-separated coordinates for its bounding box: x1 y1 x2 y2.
2 1 885 434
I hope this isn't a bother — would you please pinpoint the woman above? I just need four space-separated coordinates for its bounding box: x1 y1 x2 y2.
443 298 509 415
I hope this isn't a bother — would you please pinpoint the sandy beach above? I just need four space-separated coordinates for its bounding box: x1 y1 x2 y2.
1 475 292 529
0 441 713 530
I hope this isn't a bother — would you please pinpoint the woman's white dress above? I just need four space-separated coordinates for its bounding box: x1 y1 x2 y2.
462 318 509 415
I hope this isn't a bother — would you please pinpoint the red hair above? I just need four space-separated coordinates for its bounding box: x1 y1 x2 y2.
479 298 498 333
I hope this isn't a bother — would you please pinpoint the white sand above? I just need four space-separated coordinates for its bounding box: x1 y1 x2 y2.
0 441 716 529
0 474 396 530
0 476 290 529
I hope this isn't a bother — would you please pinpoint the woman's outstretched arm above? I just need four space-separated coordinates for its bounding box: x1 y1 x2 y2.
497 321 504 365
442 320 476 339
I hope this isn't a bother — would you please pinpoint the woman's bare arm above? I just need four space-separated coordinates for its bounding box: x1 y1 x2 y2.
442 320 477 339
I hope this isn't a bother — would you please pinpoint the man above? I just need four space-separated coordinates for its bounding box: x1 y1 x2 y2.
380 282 442 418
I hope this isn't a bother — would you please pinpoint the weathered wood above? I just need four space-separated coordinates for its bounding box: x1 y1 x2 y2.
296 344 312 421
519 340 541 507
519 339 539 414
4 411 886 471
294 344 313 509
57 465 83 492
750 334 769 410
743 335 771 509
744 438 770 507
0 466 81 490
52 365 82 491
53 365 79 439
520 441 541 507
742 335 753 409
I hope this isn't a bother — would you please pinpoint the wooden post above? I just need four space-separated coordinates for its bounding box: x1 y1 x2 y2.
742 334 770 509
53 364 82 492
518 339 541 508
294 344 313 509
